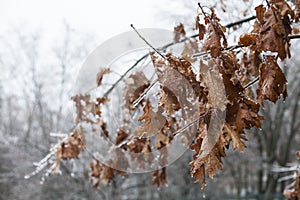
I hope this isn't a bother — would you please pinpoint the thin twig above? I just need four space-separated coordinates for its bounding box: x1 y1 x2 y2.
130 24 166 60
193 44 244 58
289 34 300 39
243 77 260 90
198 3 209 18
225 15 256 28
103 23 300 99
103 16 258 98
103 53 149 98
173 109 212 137
159 15 256 50
192 34 300 59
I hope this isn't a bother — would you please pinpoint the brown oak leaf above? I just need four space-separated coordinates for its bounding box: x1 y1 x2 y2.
173 23 186 42
181 40 199 63
238 34 257 46
123 71 150 110
61 129 85 159
152 167 167 187
203 23 223 57
196 15 206 40
256 56 288 105
159 86 180 115
135 100 166 137
222 123 246 152
96 68 110 87
254 4 292 59
115 128 129 146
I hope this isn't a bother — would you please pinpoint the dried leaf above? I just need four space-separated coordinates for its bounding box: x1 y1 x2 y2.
190 147 223 180
97 119 109 138
192 165 206 190
201 11 227 57
100 165 114 185
223 123 245 151
135 100 166 137
200 60 227 111
241 51 261 77
181 40 199 63
89 160 102 188
115 128 129 146
173 23 186 42
275 0 294 19
123 71 150 110
238 34 257 46
89 159 125 188
71 94 96 124
96 68 110 87
292 27 300 34
159 86 180 115
128 138 154 168
255 4 292 59
152 167 167 187
155 131 169 150
196 15 206 40
226 98 264 133
61 129 85 159
203 23 222 57
256 56 288 105
255 5 266 24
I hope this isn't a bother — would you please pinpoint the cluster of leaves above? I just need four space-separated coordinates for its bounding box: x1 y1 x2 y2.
29 0 300 192
188 0 296 189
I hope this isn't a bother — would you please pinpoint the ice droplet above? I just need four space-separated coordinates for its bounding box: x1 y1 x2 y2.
202 192 206 199
24 175 30 179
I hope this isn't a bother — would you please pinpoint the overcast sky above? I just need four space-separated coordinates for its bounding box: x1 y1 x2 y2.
0 0 190 44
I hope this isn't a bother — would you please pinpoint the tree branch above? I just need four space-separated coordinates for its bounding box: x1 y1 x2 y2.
102 15 300 98
192 34 300 59
103 53 149 98
225 15 257 28
160 15 256 50
130 24 166 59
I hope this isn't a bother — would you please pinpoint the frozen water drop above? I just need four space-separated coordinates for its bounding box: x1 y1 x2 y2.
202 192 206 199
24 175 30 179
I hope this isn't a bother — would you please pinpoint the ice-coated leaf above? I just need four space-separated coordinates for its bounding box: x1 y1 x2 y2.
256 56 288 105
